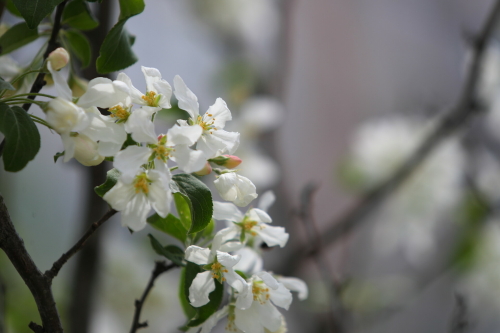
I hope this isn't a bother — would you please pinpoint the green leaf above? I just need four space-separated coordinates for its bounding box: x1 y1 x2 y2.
148 234 185 266
179 266 198 320
62 0 99 30
0 22 39 55
172 174 213 234
184 262 224 327
96 0 145 74
94 168 120 197
0 77 15 91
5 0 23 17
63 29 91 67
147 213 188 243
173 193 192 231
53 151 64 163
11 0 64 29
0 103 40 172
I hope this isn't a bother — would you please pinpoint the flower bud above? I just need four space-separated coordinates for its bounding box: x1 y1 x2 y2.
210 155 242 169
45 97 89 134
47 47 70 71
73 134 105 166
193 162 212 176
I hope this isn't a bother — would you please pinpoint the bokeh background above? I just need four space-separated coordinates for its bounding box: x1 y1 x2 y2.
2 0 500 332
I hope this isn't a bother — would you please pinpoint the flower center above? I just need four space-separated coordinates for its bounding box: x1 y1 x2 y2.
242 220 258 236
252 282 270 304
142 91 159 107
133 173 150 194
196 115 218 134
109 105 130 122
211 262 228 281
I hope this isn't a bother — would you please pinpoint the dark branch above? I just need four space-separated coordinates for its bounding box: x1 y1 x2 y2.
45 209 117 281
0 194 63 332
304 0 500 260
449 293 469 333
129 261 177 333
0 0 68 157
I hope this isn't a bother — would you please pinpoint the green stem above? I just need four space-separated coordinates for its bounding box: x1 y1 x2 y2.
4 92 55 100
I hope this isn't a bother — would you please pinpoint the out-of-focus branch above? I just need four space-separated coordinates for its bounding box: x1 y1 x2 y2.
0 276 5 333
0 194 62 332
449 293 469 333
129 261 177 333
296 0 500 263
45 209 117 281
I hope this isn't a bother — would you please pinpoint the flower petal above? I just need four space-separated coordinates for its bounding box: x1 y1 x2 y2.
48 62 72 101
167 124 203 146
189 271 215 307
121 193 151 231
213 201 244 222
269 284 293 310
114 146 151 183
185 246 211 265
257 226 289 248
216 251 240 268
197 130 240 158
276 277 308 301
77 77 128 108
247 208 272 223
258 302 282 332
203 98 231 129
257 271 279 290
173 75 199 118
171 144 206 173
257 191 275 212
125 108 157 144
148 181 172 218
116 72 144 104
103 180 135 211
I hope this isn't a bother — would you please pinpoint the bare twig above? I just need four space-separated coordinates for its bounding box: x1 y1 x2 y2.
0 0 68 157
0 194 63 332
449 293 469 333
45 209 117 281
293 0 500 265
129 261 177 333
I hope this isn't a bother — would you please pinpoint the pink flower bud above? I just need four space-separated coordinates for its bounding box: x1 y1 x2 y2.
47 47 70 71
194 162 212 176
209 155 242 168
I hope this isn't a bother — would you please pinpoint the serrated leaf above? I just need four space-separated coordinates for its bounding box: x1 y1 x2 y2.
0 22 39 55
11 0 64 29
53 151 65 163
148 234 185 266
0 103 40 172
63 29 91 67
0 77 15 91
96 0 145 74
62 0 99 30
172 174 213 234
147 213 188 243
94 168 120 197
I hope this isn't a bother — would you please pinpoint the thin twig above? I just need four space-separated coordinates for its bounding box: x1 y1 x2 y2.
449 293 469 333
0 194 63 332
129 261 177 333
45 209 117 281
290 0 500 267
0 0 68 157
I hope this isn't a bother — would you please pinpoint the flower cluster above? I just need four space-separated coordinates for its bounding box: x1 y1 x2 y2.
43 59 306 331
44 64 257 231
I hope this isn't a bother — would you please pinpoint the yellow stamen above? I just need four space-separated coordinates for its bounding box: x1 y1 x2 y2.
141 91 158 107
109 105 130 121
134 174 150 194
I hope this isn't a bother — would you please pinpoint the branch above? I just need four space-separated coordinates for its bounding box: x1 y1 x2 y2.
449 293 469 333
0 194 63 332
307 0 500 259
0 0 68 157
45 209 117 281
129 261 177 333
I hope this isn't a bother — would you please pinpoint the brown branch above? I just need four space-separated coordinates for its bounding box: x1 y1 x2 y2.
0 0 68 157
449 293 469 333
301 0 500 262
0 194 63 332
129 261 177 333
45 209 117 281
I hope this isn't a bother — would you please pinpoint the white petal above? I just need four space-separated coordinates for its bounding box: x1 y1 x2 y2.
103 180 135 211
224 268 247 293
141 66 162 91
148 181 172 218
121 193 151 231
82 112 127 144
235 282 254 310
189 271 215 307
167 124 202 146
171 145 206 173
213 201 244 222
61 133 75 162
77 77 128 108
233 248 263 276
234 302 265 333
48 62 72 101
153 80 172 109
203 98 232 129
214 173 258 207
214 226 242 253
116 72 144 104
97 141 123 157
269 284 293 310
185 246 211 265
276 277 308 301
200 306 229 333
125 108 157 144
257 272 279 290
257 226 289 248
173 75 199 118
197 130 240 158
258 302 282 332
257 191 275 212
46 98 90 134
114 146 151 183
247 208 272 223
72 133 104 166
216 251 240 268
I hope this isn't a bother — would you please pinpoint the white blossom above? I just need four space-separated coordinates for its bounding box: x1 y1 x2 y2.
214 172 257 207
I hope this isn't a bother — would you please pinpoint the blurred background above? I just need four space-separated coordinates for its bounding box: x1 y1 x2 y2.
3 0 500 332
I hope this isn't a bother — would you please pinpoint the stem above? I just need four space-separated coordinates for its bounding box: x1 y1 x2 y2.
129 261 177 333
5 92 55 100
0 194 63 332
45 209 118 281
